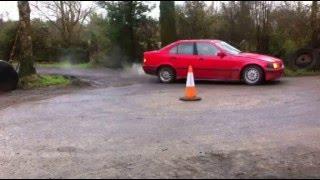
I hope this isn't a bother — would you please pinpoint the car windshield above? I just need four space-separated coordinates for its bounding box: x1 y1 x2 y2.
216 41 242 55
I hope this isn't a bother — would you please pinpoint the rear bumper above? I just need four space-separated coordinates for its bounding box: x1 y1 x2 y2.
143 65 157 75
265 68 284 81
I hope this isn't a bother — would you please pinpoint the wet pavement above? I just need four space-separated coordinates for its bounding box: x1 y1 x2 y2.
1 67 320 178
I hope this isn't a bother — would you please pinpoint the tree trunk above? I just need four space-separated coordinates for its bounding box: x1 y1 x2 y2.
160 1 177 47
17 1 36 77
311 1 320 48
9 25 21 63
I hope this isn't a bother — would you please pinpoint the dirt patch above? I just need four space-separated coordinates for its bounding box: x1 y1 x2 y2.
57 146 79 153
74 146 320 178
0 76 90 110
0 66 151 110
161 146 320 179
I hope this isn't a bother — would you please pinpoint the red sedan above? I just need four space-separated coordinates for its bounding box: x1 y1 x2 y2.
143 40 284 85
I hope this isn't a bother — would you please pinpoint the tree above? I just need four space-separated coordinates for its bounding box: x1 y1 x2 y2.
270 1 310 57
160 1 177 47
0 20 18 61
252 1 274 53
238 1 254 50
311 1 320 48
98 1 153 63
220 1 239 44
176 1 214 39
219 1 255 49
85 13 113 65
136 17 159 51
17 1 36 77
33 1 94 48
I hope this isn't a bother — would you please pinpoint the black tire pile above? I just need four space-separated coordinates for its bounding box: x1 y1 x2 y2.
288 48 320 70
0 60 19 92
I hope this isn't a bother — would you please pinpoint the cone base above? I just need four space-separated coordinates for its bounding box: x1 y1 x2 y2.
179 96 202 101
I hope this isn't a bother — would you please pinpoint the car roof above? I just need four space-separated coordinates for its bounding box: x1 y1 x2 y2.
160 39 224 51
176 39 221 43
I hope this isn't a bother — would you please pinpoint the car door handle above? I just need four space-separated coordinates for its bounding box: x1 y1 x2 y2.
199 58 205 61
170 57 177 60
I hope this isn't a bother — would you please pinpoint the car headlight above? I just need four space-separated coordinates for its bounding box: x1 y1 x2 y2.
267 62 280 69
273 62 280 69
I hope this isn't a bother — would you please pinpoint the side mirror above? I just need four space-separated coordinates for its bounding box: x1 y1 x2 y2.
217 52 226 58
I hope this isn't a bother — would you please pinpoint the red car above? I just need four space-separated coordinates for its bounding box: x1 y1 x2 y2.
143 40 284 85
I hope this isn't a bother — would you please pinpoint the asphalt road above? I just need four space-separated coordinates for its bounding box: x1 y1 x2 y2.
1 67 320 178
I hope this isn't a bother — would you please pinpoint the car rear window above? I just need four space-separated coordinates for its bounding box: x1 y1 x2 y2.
169 46 178 54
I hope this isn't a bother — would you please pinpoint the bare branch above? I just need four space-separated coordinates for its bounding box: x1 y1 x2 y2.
31 1 94 47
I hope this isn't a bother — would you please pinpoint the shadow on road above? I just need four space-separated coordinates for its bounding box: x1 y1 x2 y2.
146 77 286 87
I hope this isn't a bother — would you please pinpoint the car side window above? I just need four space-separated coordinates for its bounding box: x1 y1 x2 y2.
169 46 178 54
196 42 218 56
177 43 194 55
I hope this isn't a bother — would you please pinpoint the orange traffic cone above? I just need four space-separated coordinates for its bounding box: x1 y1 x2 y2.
180 65 201 101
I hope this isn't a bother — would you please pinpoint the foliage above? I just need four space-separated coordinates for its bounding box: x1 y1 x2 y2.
174 1 315 60
0 21 18 60
38 62 93 69
284 68 320 77
32 1 94 48
269 1 311 58
97 1 157 66
84 13 111 65
0 1 319 70
176 1 215 39
160 1 177 47
19 74 70 89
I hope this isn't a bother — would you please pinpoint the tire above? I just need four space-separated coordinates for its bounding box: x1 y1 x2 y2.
0 60 19 92
288 48 319 70
313 49 320 70
158 66 176 83
242 65 264 85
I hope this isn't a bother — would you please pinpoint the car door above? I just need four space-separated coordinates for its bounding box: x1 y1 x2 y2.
168 42 197 78
193 42 220 79
193 42 235 80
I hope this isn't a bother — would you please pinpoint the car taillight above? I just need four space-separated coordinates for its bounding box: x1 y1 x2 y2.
143 58 147 63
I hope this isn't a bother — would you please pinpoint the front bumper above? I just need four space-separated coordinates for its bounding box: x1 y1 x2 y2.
265 68 284 81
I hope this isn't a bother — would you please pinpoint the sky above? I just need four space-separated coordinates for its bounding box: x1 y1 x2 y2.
1 1 311 22
0 1 215 21
0 1 161 21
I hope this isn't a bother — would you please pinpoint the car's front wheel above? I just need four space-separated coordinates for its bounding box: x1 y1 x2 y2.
242 65 264 85
158 67 176 83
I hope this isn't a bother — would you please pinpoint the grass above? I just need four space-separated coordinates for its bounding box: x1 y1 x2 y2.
284 68 320 77
37 62 93 69
19 74 71 89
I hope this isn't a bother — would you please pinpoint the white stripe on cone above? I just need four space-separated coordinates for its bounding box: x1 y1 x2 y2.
186 72 195 87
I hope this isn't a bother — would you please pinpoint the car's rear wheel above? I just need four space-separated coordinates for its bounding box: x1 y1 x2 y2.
242 65 264 85
158 67 175 83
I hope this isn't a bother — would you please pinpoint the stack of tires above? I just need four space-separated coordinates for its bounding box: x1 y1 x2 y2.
0 60 19 92
288 48 320 70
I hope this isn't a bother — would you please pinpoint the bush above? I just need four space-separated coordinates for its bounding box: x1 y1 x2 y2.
19 74 70 89
94 46 128 69
56 47 90 64
284 68 320 77
38 62 93 69
0 21 18 60
31 19 51 62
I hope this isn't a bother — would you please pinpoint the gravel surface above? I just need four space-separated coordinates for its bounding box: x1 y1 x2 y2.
0 66 320 178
